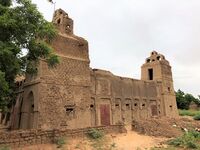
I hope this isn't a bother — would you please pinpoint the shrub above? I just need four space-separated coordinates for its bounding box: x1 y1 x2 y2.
87 128 104 139
168 137 183 146
179 109 199 116
56 137 66 148
168 131 200 149
193 113 200 120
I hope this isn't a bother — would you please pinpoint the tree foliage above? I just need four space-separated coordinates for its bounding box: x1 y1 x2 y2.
176 89 200 110
0 0 59 111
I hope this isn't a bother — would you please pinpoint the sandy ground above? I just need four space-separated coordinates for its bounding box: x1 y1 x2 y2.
111 131 167 150
16 127 168 150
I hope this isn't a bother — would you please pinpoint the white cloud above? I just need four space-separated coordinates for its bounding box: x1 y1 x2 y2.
32 0 200 97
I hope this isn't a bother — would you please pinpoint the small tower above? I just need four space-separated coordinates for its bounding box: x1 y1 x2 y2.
52 9 73 34
141 51 178 117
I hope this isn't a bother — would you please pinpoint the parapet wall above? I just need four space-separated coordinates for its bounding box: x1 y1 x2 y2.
0 125 125 148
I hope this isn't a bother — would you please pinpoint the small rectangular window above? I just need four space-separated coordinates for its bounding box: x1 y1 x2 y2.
126 104 130 110
148 68 153 80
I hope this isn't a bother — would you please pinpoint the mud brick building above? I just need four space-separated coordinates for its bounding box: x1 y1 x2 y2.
10 9 178 130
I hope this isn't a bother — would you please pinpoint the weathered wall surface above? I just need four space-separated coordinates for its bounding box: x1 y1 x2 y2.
9 9 178 131
0 125 125 148
141 51 178 117
34 35 92 129
91 69 160 126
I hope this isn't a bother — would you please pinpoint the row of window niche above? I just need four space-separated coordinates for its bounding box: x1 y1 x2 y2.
146 56 165 63
114 102 145 110
15 79 26 88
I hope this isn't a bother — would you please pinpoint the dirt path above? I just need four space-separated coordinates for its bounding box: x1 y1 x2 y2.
112 131 167 150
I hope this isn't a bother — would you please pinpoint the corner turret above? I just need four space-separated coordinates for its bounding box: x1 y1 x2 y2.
52 9 73 34
141 51 178 117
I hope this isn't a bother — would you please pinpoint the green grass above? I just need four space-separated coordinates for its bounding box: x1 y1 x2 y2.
167 130 200 149
179 109 200 116
55 137 66 148
193 113 200 120
0 147 10 150
87 129 104 140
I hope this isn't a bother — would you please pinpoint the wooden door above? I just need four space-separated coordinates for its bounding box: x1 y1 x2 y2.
100 104 110 126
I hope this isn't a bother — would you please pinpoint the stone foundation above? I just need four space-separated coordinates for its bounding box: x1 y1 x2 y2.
0 125 126 148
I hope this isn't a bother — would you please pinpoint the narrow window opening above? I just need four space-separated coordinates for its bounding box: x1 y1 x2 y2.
148 68 153 80
169 105 173 111
115 104 119 107
66 108 73 112
146 59 150 63
134 103 138 106
168 87 171 92
157 56 161 60
126 104 130 109
64 105 75 116
57 18 61 24
90 104 94 108
142 104 145 107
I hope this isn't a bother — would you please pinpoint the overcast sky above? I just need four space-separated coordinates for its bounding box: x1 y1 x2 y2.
32 0 200 97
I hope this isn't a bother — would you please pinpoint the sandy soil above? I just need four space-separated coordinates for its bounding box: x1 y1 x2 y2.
112 131 167 150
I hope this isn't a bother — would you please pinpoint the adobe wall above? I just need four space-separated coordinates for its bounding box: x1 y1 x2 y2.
9 9 178 130
91 69 161 126
141 51 178 117
0 125 125 148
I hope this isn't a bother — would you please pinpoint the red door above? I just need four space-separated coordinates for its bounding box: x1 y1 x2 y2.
100 104 110 126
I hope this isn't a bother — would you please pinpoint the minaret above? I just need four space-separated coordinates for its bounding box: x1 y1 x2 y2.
14 9 92 129
141 51 178 117
52 8 74 34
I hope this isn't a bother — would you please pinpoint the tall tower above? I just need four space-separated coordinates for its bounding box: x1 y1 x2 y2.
141 51 178 117
13 9 93 129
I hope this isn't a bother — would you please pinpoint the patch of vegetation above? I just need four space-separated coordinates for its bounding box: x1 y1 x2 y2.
87 128 104 139
0 146 10 150
179 109 200 116
193 113 200 120
56 137 66 148
110 142 117 149
87 129 116 150
167 130 200 149
176 89 200 110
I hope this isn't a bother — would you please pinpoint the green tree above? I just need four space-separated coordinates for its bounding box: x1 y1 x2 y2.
176 89 199 109
176 89 188 109
0 0 59 111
